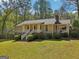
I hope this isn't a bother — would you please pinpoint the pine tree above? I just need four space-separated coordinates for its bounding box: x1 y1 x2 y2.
34 0 52 19
18 0 32 20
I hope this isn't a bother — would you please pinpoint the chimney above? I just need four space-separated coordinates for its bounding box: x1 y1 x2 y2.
54 10 61 24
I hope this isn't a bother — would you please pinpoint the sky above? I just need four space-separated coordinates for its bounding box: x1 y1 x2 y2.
0 0 77 12
49 0 64 10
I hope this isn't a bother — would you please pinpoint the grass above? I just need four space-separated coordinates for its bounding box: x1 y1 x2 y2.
0 40 79 59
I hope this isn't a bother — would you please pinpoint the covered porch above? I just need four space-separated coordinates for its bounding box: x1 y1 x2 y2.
16 23 69 34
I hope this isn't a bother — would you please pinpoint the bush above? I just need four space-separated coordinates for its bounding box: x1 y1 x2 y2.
61 33 68 38
70 31 79 38
53 33 61 39
26 34 35 41
32 33 38 39
26 32 46 41
31 33 53 40
14 34 21 41
34 32 45 39
45 33 53 39
38 34 45 39
73 20 79 28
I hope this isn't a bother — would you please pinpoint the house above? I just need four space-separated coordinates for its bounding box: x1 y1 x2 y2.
16 18 70 34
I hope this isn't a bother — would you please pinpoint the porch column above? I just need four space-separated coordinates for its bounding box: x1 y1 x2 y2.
52 24 54 33
52 24 56 35
49 24 53 33
22 25 25 32
37 24 40 31
57 24 60 33
66 24 70 35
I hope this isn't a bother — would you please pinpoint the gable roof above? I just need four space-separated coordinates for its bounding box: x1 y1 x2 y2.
16 18 70 26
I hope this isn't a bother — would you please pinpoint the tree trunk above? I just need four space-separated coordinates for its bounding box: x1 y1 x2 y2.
1 16 7 34
77 0 79 18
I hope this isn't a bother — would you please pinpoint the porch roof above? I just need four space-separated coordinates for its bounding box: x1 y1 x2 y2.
16 18 70 26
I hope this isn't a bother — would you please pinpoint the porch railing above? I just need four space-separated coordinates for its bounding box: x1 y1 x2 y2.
21 30 31 40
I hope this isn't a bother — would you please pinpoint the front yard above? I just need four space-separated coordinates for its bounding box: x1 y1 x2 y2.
0 40 79 59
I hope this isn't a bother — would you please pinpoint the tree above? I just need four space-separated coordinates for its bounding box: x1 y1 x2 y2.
66 0 79 18
0 0 32 34
17 0 32 20
0 0 11 34
73 19 79 28
58 6 66 19
33 0 53 19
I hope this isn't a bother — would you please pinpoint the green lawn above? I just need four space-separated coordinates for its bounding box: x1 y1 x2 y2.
0 40 79 59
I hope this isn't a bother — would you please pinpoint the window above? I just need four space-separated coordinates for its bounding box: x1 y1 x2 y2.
34 25 37 30
27 26 29 29
60 25 66 30
62 27 66 30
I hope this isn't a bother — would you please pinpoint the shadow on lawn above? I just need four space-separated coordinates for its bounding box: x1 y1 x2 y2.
0 39 14 42
30 38 79 42
15 38 72 42
34 38 71 42
0 38 78 42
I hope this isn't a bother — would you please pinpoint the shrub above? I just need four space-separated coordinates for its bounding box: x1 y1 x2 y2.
61 33 68 38
38 34 45 39
73 20 79 28
14 34 21 41
34 32 45 39
32 33 53 40
70 31 79 38
32 33 38 39
45 33 53 39
53 33 61 39
26 34 35 41
26 33 46 41
32 32 47 40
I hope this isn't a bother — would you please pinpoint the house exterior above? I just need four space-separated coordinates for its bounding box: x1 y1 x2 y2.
16 18 70 34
